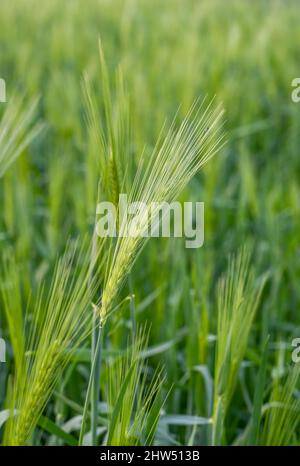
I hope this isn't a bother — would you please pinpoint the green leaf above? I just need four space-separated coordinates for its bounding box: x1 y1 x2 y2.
246 336 269 445
38 415 78 446
106 363 136 445
0 409 17 429
212 397 224 446
160 415 212 426
145 385 168 445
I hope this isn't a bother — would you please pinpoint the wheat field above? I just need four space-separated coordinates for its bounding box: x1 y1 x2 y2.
0 0 300 447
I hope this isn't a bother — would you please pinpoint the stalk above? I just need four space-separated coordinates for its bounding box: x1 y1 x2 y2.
79 327 102 446
89 224 103 446
91 313 102 445
211 396 224 446
128 273 136 339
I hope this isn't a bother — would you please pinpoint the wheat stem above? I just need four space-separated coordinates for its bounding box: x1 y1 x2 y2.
91 313 102 445
79 326 102 446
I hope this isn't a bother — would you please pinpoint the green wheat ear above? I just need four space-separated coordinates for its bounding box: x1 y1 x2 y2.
212 246 267 445
86 46 225 328
106 326 165 446
108 146 120 219
3 241 99 446
261 363 300 445
12 339 61 446
98 97 225 326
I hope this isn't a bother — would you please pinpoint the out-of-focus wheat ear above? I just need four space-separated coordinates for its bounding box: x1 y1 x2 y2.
261 362 300 445
0 95 44 177
0 250 26 382
212 245 267 445
108 146 120 212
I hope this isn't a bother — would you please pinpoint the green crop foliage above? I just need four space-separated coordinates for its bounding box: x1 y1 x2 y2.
0 0 300 446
